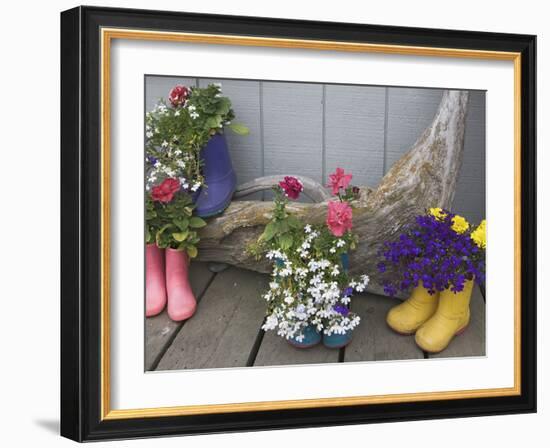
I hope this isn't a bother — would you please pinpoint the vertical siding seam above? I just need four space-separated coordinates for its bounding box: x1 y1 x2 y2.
322 85 327 183
383 87 389 175
259 81 265 201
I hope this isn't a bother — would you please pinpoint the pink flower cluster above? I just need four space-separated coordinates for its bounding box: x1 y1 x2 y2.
325 167 354 236
168 85 190 107
151 178 180 203
326 201 353 237
279 176 304 200
279 168 355 237
327 167 352 196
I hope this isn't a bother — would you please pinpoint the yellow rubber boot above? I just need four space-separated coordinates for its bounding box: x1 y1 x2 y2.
386 283 439 335
415 279 474 353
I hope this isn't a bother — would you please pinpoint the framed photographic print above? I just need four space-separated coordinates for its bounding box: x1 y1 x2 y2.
60 6 537 441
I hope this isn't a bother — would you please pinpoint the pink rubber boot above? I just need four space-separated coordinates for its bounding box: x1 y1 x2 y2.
146 244 167 317
165 248 197 321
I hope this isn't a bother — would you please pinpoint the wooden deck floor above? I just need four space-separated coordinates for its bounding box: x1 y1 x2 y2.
146 263 486 371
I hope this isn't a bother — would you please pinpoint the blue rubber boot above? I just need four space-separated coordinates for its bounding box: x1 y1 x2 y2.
323 331 353 349
340 253 349 273
194 134 237 218
288 325 322 349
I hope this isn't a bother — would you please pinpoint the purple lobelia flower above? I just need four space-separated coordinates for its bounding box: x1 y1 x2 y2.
333 304 350 316
377 209 485 296
343 287 354 297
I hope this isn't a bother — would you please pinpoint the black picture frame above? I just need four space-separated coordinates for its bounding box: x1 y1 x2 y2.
61 5 536 442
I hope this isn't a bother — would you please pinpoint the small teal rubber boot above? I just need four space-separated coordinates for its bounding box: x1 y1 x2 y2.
323 331 353 349
340 253 349 273
288 325 322 349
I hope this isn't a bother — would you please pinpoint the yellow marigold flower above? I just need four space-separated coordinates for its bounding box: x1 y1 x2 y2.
429 207 447 221
471 219 487 249
451 215 470 234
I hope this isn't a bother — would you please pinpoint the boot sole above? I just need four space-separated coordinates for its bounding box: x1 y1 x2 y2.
287 340 321 349
323 339 352 349
420 323 469 354
386 321 417 336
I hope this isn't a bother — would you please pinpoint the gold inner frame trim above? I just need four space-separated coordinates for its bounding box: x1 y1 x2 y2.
100 27 522 421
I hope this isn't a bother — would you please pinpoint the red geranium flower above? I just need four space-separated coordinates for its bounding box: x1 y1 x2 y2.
168 85 189 107
327 167 353 196
151 178 180 203
326 201 353 237
279 176 303 200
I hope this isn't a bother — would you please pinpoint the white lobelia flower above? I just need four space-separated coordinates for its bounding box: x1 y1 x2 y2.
174 110 180 116
329 247 337 254
263 315 278 331
284 294 294 305
304 224 312 233
191 182 201 192
336 239 346 248
146 131 153 138
161 140 169 148
190 111 199 119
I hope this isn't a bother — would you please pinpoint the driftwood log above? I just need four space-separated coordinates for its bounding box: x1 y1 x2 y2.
197 90 469 294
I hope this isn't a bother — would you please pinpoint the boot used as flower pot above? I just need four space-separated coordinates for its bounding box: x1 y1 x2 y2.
165 248 197 321
288 325 322 349
415 279 474 353
323 330 353 349
386 281 439 335
145 243 167 317
194 134 237 218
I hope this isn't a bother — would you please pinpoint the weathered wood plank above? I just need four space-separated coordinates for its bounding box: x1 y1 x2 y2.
254 331 339 366
155 267 268 370
452 90 486 224
145 75 197 112
325 85 385 188
145 262 215 371
429 284 486 359
345 293 424 362
262 82 323 202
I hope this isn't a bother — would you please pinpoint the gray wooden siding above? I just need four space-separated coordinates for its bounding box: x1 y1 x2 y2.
145 77 486 223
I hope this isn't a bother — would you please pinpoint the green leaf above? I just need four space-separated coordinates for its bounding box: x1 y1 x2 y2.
287 215 302 229
260 221 277 241
172 231 189 242
189 217 207 228
174 218 189 231
228 123 249 136
205 115 222 129
187 246 198 258
216 97 231 116
278 233 293 251
276 220 290 233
